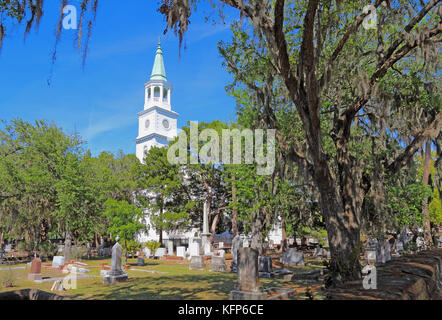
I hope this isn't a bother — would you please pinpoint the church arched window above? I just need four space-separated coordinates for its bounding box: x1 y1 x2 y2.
147 88 151 100
163 88 168 102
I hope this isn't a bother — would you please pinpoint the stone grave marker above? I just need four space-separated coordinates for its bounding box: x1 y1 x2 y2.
52 256 65 268
313 247 323 257
167 242 174 256
154 248 167 258
103 236 128 285
28 255 42 281
438 235 442 248
143 247 151 258
230 235 243 272
210 256 227 272
177 246 186 258
217 250 225 258
376 238 392 264
218 242 224 249
189 256 206 270
258 256 272 278
281 248 304 266
189 242 200 257
230 248 267 300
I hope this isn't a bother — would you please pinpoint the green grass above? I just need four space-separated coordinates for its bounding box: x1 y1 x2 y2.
0 256 326 300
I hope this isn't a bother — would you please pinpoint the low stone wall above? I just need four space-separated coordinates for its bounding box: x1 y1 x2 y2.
327 249 442 300
0 289 70 300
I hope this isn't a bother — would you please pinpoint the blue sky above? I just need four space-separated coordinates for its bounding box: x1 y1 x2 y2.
0 1 238 156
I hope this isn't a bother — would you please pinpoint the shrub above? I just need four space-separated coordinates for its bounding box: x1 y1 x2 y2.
145 240 161 254
38 241 58 259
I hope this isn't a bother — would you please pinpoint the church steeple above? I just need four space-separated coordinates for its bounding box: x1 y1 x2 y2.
136 39 179 163
150 39 167 81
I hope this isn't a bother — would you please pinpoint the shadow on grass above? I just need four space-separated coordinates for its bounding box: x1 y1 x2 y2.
68 273 239 300
67 270 302 301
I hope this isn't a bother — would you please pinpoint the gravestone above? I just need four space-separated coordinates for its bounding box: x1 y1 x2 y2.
376 238 391 264
230 235 243 272
217 250 225 258
210 256 227 272
189 256 206 270
137 257 145 266
155 248 167 258
281 248 304 266
167 242 174 256
86 242 91 259
57 245 64 254
203 242 212 256
4 244 12 252
366 249 376 262
103 236 128 285
313 247 323 257
52 256 65 268
230 248 267 300
395 240 404 254
143 247 151 258
218 242 224 249
177 246 186 259
438 235 442 248
243 237 250 248
28 256 42 281
258 256 272 278
0 247 5 263
189 242 200 257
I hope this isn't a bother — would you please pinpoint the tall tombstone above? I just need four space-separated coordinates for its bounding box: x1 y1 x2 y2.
201 201 212 256
230 248 267 300
230 235 243 272
438 235 442 248
167 241 174 256
189 242 200 257
376 237 392 264
103 236 128 285
28 255 42 281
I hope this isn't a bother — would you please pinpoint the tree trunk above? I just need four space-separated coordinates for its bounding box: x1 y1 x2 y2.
210 212 220 244
232 174 238 237
313 155 363 285
250 210 265 255
0 232 3 248
421 140 433 247
64 229 72 262
281 215 288 252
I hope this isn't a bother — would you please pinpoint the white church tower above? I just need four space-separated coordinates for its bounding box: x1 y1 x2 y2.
136 40 179 163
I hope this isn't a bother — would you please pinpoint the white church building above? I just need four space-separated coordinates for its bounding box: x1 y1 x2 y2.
134 41 283 247
135 41 199 244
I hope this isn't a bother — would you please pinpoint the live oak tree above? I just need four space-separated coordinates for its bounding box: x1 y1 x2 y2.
158 0 442 284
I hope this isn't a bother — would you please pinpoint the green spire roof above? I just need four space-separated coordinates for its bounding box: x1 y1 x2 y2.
150 40 167 81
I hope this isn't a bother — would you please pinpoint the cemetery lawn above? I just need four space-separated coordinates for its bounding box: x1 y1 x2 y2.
0 257 326 300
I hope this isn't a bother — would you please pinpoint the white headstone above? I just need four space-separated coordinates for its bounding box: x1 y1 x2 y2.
189 242 200 257
52 256 65 268
143 247 151 257
155 248 167 258
204 242 212 256
167 242 174 256
177 246 186 258
217 250 225 258
218 242 224 249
